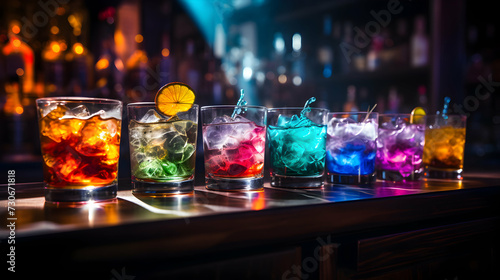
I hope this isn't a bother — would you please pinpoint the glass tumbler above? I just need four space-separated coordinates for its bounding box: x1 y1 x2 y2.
423 115 467 179
376 114 426 181
36 97 122 203
128 103 199 195
326 112 379 184
267 108 328 188
201 105 267 191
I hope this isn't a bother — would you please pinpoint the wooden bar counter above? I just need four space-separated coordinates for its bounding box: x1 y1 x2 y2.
1 173 499 279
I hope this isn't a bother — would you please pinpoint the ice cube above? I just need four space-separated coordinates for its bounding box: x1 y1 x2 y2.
136 158 166 178
41 104 68 118
211 115 233 124
161 161 178 176
360 121 378 141
232 122 255 138
232 115 251 123
165 134 188 154
223 136 240 149
396 126 415 141
68 105 90 118
180 144 196 163
52 150 82 180
277 115 291 127
139 109 163 123
281 142 305 169
232 144 254 161
204 124 234 150
145 145 167 160
251 136 265 153
102 106 122 120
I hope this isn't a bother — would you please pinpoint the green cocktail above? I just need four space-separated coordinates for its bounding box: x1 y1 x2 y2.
128 103 198 194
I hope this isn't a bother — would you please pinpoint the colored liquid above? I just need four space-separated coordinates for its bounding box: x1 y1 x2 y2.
203 121 266 178
326 121 377 175
129 119 197 181
268 124 327 176
376 123 425 179
39 105 121 188
423 126 465 170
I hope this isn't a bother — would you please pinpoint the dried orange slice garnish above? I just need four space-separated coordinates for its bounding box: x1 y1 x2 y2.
155 82 195 117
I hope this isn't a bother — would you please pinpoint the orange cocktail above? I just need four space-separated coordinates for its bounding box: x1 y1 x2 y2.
422 115 466 179
37 97 122 202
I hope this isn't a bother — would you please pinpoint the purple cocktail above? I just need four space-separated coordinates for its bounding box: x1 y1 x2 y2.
376 114 426 181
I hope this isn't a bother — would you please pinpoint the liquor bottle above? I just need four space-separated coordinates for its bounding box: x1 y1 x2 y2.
343 85 359 112
394 18 410 67
366 36 383 71
410 15 429 67
339 21 354 74
332 21 342 75
417 85 428 113
2 21 35 96
387 86 401 113
124 40 149 101
178 39 201 92
317 15 333 78
42 34 65 96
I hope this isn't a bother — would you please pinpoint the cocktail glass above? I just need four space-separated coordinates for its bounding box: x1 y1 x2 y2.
267 108 328 188
423 115 466 179
36 97 122 202
201 105 267 191
128 102 198 195
326 112 379 184
376 114 426 181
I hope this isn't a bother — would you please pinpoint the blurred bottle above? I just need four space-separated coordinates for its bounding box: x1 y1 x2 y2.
41 34 65 96
332 21 342 75
417 85 428 113
386 86 401 113
366 35 383 71
343 85 359 112
394 18 410 67
410 15 429 67
125 38 149 101
66 42 93 95
178 39 201 92
2 21 35 97
317 15 333 78
340 21 353 74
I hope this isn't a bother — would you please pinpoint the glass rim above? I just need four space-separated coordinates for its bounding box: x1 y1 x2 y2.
267 107 328 112
425 114 467 119
379 113 426 117
327 111 379 115
36 97 122 105
128 102 199 108
200 105 267 110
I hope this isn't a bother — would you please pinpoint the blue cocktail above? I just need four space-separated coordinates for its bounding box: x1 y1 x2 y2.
268 98 328 188
326 112 379 184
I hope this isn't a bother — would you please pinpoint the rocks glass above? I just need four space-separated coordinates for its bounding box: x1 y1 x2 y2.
201 105 267 191
326 112 378 184
36 97 122 203
267 108 328 188
376 114 426 181
128 102 198 195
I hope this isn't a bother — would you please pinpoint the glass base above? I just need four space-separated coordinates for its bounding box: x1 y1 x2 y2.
205 176 264 191
271 174 324 188
377 169 423 182
424 167 463 180
132 178 194 195
44 183 117 203
327 172 376 185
